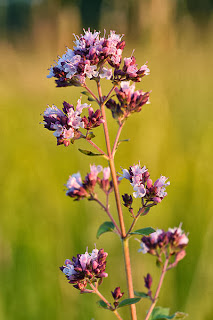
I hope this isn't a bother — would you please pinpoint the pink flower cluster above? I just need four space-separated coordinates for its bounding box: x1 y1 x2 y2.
47 29 125 87
106 81 150 121
66 164 112 200
43 100 103 146
114 56 150 82
60 248 108 292
119 163 170 205
139 225 189 267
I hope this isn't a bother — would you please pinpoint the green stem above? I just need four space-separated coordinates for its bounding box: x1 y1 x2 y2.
89 283 123 320
144 258 169 320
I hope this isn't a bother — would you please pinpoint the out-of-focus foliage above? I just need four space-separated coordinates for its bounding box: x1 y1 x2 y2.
0 1 213 320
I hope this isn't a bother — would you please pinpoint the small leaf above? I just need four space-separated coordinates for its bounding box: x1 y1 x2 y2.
96 300 109 310
130 227 155 236
149 307 170 320
117 298 141 308
88 96 96 102
134 291 150 298
171 312 188 319
78 148 103 157
86 132 95 140
149 307 188 320
96 221 115 239
81 91 91 97
118 139 130 144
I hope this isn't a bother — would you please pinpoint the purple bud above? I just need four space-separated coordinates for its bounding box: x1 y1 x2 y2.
144 273 152 290
111 287 124 300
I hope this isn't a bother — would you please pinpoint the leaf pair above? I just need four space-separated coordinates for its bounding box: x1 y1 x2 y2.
96 221 155 239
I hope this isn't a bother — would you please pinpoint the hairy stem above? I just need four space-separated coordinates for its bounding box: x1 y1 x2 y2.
144 258 169 320
97 80 137 320
89 283 123 320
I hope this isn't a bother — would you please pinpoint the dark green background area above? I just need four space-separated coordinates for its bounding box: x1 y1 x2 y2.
0 1 213 319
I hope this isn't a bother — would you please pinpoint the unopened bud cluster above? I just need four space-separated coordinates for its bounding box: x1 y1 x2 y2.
106 81 150 122
66 164 113 200
60 248 108 292
139 225 189 267
119 163 170 205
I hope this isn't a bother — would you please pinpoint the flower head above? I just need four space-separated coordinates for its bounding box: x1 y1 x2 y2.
106 81 150 122
42 99 90 146
47 29 125 87
60 247 108 292
119 162 170 205
138 224 189 268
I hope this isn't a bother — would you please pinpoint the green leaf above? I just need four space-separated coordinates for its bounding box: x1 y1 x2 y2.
130 227 155 236
86 132 95 140
149 307 170 320
170 312 188 319
117 298 141 308
88 96 96 102
81 91 91 97
96 300 109 310
81 91 96 102
149 307 188 320
134 291 150 298
96 221 115 239
78 148 103 157
118 139 130 144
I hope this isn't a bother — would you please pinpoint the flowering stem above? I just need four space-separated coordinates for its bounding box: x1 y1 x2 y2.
112 122 125 157
83 84 100 104
93 197 121 236
97 80 137 320
144 258 169 320
89 283 123 320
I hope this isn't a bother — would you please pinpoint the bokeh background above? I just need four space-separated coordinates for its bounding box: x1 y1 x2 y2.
0 0 213 319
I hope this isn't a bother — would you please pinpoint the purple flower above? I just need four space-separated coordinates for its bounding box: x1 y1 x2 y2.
60 247 108 292
47 29 126 87
42 99 91 146
89 164 103 180
138 225 189 268
106 81 150 122
119 162 170 205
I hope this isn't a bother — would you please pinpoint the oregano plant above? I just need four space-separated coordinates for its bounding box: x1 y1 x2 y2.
42 28 189 320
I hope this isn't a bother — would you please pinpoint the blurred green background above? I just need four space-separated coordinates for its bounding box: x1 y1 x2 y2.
0 0 213 319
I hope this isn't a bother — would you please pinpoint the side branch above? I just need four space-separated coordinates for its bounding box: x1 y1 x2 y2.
93 197 121 236
86 139 109 159
144 258 169 320
90 283 123 320
112 122 125 157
